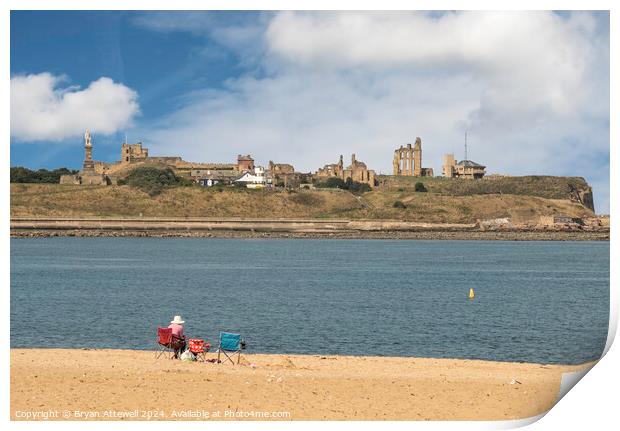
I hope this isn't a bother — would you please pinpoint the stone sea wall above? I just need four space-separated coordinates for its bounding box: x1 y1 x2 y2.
10 217 609 240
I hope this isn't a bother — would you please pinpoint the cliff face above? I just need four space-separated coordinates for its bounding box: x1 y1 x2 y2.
576 186 595 212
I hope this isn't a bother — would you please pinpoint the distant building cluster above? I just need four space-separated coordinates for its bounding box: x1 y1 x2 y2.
391 136 486 180
60 130 489 189
442 154 486 179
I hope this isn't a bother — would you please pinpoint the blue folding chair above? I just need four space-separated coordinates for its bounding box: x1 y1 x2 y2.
217 332 242 364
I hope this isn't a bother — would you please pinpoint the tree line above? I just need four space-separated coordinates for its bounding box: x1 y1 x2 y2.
10 166 78 183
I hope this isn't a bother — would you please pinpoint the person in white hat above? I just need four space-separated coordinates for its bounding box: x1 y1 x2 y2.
167 315 186 359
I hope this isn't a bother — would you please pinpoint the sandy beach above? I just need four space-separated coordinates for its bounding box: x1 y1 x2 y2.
10 349 593 421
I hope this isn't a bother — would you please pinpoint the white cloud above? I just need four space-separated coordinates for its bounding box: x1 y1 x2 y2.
11 73 139 141
143 71 478 172
136 11 608 212
266 11 599 118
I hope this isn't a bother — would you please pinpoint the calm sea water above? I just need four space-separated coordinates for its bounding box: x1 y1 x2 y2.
10 238 609 364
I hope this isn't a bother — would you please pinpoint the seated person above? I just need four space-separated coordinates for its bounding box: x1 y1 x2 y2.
168 315 187 359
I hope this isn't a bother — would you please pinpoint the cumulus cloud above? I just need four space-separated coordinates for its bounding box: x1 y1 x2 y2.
136 11 609 212
266 11 601 119
143 71 477 171
11 73 139 141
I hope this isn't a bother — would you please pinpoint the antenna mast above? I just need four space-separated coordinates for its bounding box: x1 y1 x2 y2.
464 131 468 161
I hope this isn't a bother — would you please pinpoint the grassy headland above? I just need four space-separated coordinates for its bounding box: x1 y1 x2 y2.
11 174 595 224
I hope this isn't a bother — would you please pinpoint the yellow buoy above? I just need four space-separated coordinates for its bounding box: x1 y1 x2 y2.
469 288 475 300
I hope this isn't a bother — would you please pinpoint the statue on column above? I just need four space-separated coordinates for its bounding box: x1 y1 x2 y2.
84 130 93 161
83 129 94 166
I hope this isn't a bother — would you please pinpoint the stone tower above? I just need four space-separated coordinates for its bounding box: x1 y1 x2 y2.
413 137 422 177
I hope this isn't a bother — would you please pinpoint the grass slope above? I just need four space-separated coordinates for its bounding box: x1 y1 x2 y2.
379 175 593 205
11 182 594 223
10 184 362 219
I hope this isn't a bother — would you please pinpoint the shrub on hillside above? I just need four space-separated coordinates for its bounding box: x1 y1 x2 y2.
315 176 370 193
414 182 428 192
122 167 187 196
177 176 194 187
289 191 323 206
316 177 346 189
10 166 78 183
393 200 407 209
344 177 372 193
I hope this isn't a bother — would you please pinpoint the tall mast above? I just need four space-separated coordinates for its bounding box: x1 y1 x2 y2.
464 131 468 161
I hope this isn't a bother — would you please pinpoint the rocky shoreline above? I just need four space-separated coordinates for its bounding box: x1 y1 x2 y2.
10 217 609 240
10 228 609 241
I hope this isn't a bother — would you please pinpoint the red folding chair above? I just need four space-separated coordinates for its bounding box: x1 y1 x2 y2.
156 327 174 359
188 338 211 362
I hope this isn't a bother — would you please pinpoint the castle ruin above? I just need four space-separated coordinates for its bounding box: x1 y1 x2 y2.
121 142 149 163
315 154 376 188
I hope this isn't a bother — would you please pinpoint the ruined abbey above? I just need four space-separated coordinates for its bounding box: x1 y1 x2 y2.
392 137 434 177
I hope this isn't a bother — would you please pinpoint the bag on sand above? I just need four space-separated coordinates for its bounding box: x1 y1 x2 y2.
180 348 195 361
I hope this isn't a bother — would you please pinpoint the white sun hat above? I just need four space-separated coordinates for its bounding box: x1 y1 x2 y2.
170 315 185 324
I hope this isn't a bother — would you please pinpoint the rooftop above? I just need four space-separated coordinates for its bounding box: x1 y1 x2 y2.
456 160 486 168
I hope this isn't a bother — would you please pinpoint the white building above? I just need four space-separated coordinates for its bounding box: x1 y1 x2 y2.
234 166 266 189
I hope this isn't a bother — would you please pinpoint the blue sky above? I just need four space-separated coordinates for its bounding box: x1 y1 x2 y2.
11 11 253 168
10 11 610 212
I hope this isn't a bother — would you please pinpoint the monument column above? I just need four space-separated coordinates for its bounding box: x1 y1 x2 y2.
82 129 95 174
84 130 92 161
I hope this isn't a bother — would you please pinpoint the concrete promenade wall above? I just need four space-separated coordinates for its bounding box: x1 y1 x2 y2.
10 217 476 233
